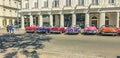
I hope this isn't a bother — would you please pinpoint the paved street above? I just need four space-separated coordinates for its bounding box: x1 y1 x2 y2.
42 34 120 58
0 29 120 58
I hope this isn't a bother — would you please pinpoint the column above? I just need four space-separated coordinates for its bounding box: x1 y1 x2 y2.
116 12 119 28
72 13 76 27
29 0 32 9
39 14 43 27
30 15 33 26
12 19 15 25
6 19 9 25
60 14 64 27
50 14 53 27
21 16 25 29
99 12 105 28
85 13 90 27
0 19 3 28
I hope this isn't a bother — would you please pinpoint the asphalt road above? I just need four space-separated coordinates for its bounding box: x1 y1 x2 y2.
42 34 120 58
0 29 120 58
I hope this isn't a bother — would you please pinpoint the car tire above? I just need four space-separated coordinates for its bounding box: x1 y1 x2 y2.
60 31 62 34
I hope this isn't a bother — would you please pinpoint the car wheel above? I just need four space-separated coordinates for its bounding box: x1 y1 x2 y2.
60 31 62 34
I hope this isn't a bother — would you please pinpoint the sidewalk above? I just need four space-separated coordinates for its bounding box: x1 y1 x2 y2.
0 28 25 35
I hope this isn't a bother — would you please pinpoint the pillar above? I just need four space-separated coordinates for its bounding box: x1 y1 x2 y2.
50 14 53 27
12 19 15 25
85 13 90 27
39 14 43 27
30 15 33 26
116 12 119 28
99 12 105 28
21 16 25 29
29 0 32 9
60 14 64 27
6 19 9 25
72 13 76 27
0 18 3 28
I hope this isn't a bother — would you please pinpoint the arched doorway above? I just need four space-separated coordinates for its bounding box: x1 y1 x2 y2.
91 16 97 27
105 16 109 26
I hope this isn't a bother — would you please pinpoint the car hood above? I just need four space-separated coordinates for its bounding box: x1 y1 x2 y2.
84 26 97 31
102 27 117 32
51 27 60 30
25 26 36 30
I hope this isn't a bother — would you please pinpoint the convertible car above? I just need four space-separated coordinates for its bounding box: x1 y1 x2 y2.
83 25 97 34
36 26 50 33
25 26 36 33
99 25 118 36
65 26 80 34
50 26 65 34
117 28 120 35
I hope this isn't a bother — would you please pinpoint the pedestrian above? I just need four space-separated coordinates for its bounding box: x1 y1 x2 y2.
9 24 15 34
6 25 10 33
15 25 19 31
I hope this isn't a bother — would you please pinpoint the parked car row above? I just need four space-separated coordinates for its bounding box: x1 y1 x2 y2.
25 25 120 36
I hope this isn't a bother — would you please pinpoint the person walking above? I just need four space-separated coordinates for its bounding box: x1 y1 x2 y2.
6 25 10 33
9 24 15 34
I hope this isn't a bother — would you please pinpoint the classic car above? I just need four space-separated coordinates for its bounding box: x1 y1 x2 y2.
25 26 36 33
50 26 65 33
83 25 97 34
65 26 80 34
118 28 120 35
36 26 50 33
99 25 118 35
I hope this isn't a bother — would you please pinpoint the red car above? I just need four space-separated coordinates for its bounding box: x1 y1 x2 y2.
50 26 65 33
118 28 120 35
25 26 36 33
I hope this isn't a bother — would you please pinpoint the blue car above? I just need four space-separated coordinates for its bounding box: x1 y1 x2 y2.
36 26 50 33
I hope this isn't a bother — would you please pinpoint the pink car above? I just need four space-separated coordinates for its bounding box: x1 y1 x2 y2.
84 25 97 34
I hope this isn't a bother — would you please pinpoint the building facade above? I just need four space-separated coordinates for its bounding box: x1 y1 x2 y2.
20 0 120 29
0 0 21 28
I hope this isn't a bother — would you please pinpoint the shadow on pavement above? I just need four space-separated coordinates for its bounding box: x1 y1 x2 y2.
0 33 52 58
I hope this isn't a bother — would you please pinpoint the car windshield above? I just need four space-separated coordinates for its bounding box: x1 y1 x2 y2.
101 25 114 28
105 25 114 27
